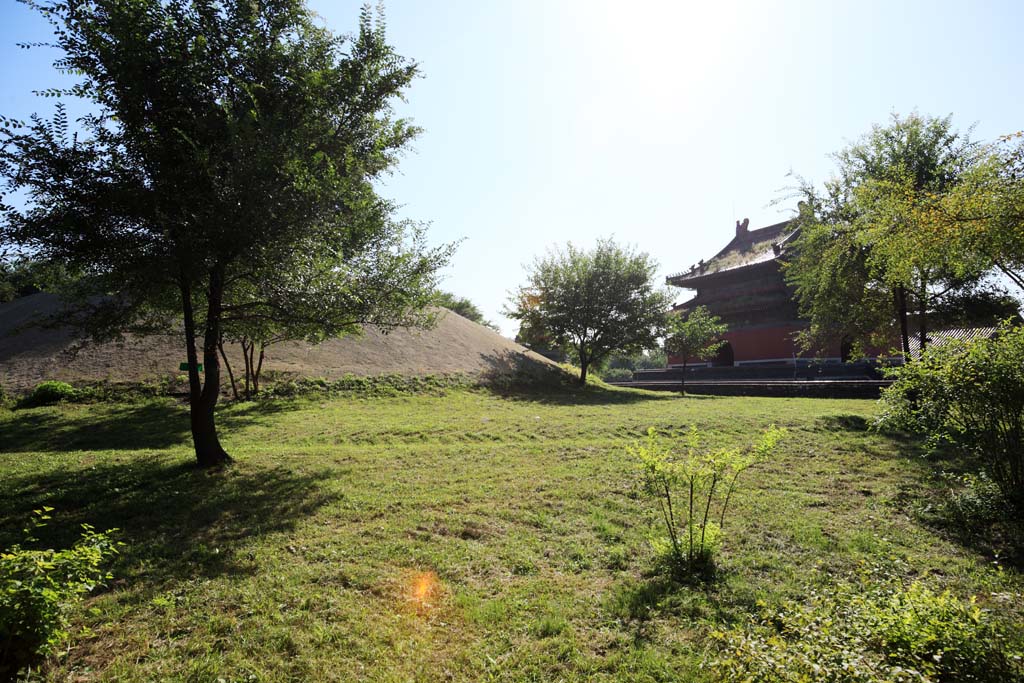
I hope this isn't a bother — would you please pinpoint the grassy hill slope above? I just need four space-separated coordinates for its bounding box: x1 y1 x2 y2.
0 293 557 391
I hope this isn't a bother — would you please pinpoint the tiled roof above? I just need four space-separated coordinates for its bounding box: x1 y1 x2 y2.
907 326 998 357
667 220 796 286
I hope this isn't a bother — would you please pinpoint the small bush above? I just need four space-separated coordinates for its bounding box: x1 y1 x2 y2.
600 368 634 383
629 425 786 577
877 322 1024 510
711 569 1024 682
0 509 120 679
22 380 77 407
938 471 1008 527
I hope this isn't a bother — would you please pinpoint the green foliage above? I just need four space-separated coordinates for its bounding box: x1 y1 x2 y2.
930 132 1024 293
711 568 1024 682
600 367 635 383
783 112 983 356
664 306 726 364
0 509 119 680
664 305 727 393
1 0 452 465
628 425 785 576
0 258 55 303
22 380 77 407
936 471 1009 527
877 322 1024 509
506 239 672 384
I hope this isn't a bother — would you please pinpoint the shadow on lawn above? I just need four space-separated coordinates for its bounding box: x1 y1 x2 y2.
0 399 297 453
818 413 1024 569
0 456 340 595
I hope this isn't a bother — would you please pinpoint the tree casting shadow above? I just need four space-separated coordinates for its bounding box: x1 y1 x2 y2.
0 456 341 597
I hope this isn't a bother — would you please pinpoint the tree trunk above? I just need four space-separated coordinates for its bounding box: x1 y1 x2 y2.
895 286 911 358
578 350 589 385
218 336 239 400
679 359 687 396
241 338 252 398
192 263 231 468
253 343 266 394
918 282 928 355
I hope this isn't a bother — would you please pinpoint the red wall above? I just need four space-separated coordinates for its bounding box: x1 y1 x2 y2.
668 324 842 365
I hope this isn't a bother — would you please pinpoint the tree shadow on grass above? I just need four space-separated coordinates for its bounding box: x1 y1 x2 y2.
818 413 1024 569
0 398 300 453
817 413 871 432
0 456 340 599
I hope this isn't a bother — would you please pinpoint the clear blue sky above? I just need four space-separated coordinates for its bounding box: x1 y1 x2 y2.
2 1 1021 336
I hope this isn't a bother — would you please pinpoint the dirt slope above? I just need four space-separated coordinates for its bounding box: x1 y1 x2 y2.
0 293 559 392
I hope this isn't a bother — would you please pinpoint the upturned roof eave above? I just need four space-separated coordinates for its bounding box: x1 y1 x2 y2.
666 258 779 289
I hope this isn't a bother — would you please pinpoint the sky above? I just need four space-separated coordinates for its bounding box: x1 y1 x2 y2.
1 0 1022 336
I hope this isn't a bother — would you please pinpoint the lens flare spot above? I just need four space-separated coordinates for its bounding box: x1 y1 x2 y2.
409 570 440 608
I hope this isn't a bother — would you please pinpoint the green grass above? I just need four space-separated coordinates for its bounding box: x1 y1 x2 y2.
1 386 1021 681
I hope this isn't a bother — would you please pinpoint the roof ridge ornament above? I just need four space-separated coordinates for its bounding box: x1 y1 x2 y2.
735 217 749 236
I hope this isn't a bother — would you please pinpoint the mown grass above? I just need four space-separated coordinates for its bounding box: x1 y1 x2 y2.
1 386 1021 681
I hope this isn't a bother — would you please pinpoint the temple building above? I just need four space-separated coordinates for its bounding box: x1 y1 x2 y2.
666 218 841 367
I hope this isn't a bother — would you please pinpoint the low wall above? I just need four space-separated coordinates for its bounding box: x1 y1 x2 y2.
614 379 892 399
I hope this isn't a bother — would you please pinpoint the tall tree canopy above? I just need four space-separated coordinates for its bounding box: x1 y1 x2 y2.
0 1 453 466
783 113 986 357
928 132 1024 292
506 239 671 384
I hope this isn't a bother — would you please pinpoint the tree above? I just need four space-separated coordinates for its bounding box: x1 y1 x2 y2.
664 305 727 395
0 257 56 303
506 239 671 385
433 291 500 331
783 113 982 358
0 1 452 466
928 132 1024 293
217 223 447 400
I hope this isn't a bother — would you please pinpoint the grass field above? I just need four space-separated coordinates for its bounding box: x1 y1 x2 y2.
1 386 1022 681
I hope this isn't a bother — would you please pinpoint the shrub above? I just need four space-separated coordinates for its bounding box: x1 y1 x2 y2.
0 509 120 679
877 322 1024 510
22 380 77 407
711 568 1024 682
600 367 634 383
938 471 1008 527
629 425 785 577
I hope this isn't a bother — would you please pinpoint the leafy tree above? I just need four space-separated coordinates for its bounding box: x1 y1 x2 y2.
605 349 668 372
217 225 447 400
929 132 1024 292
0 1 452 466
0 257 55 303
506 239 671 384
784 113 982 357
513 317 559 354
433 291 500 331
664 305 727 395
